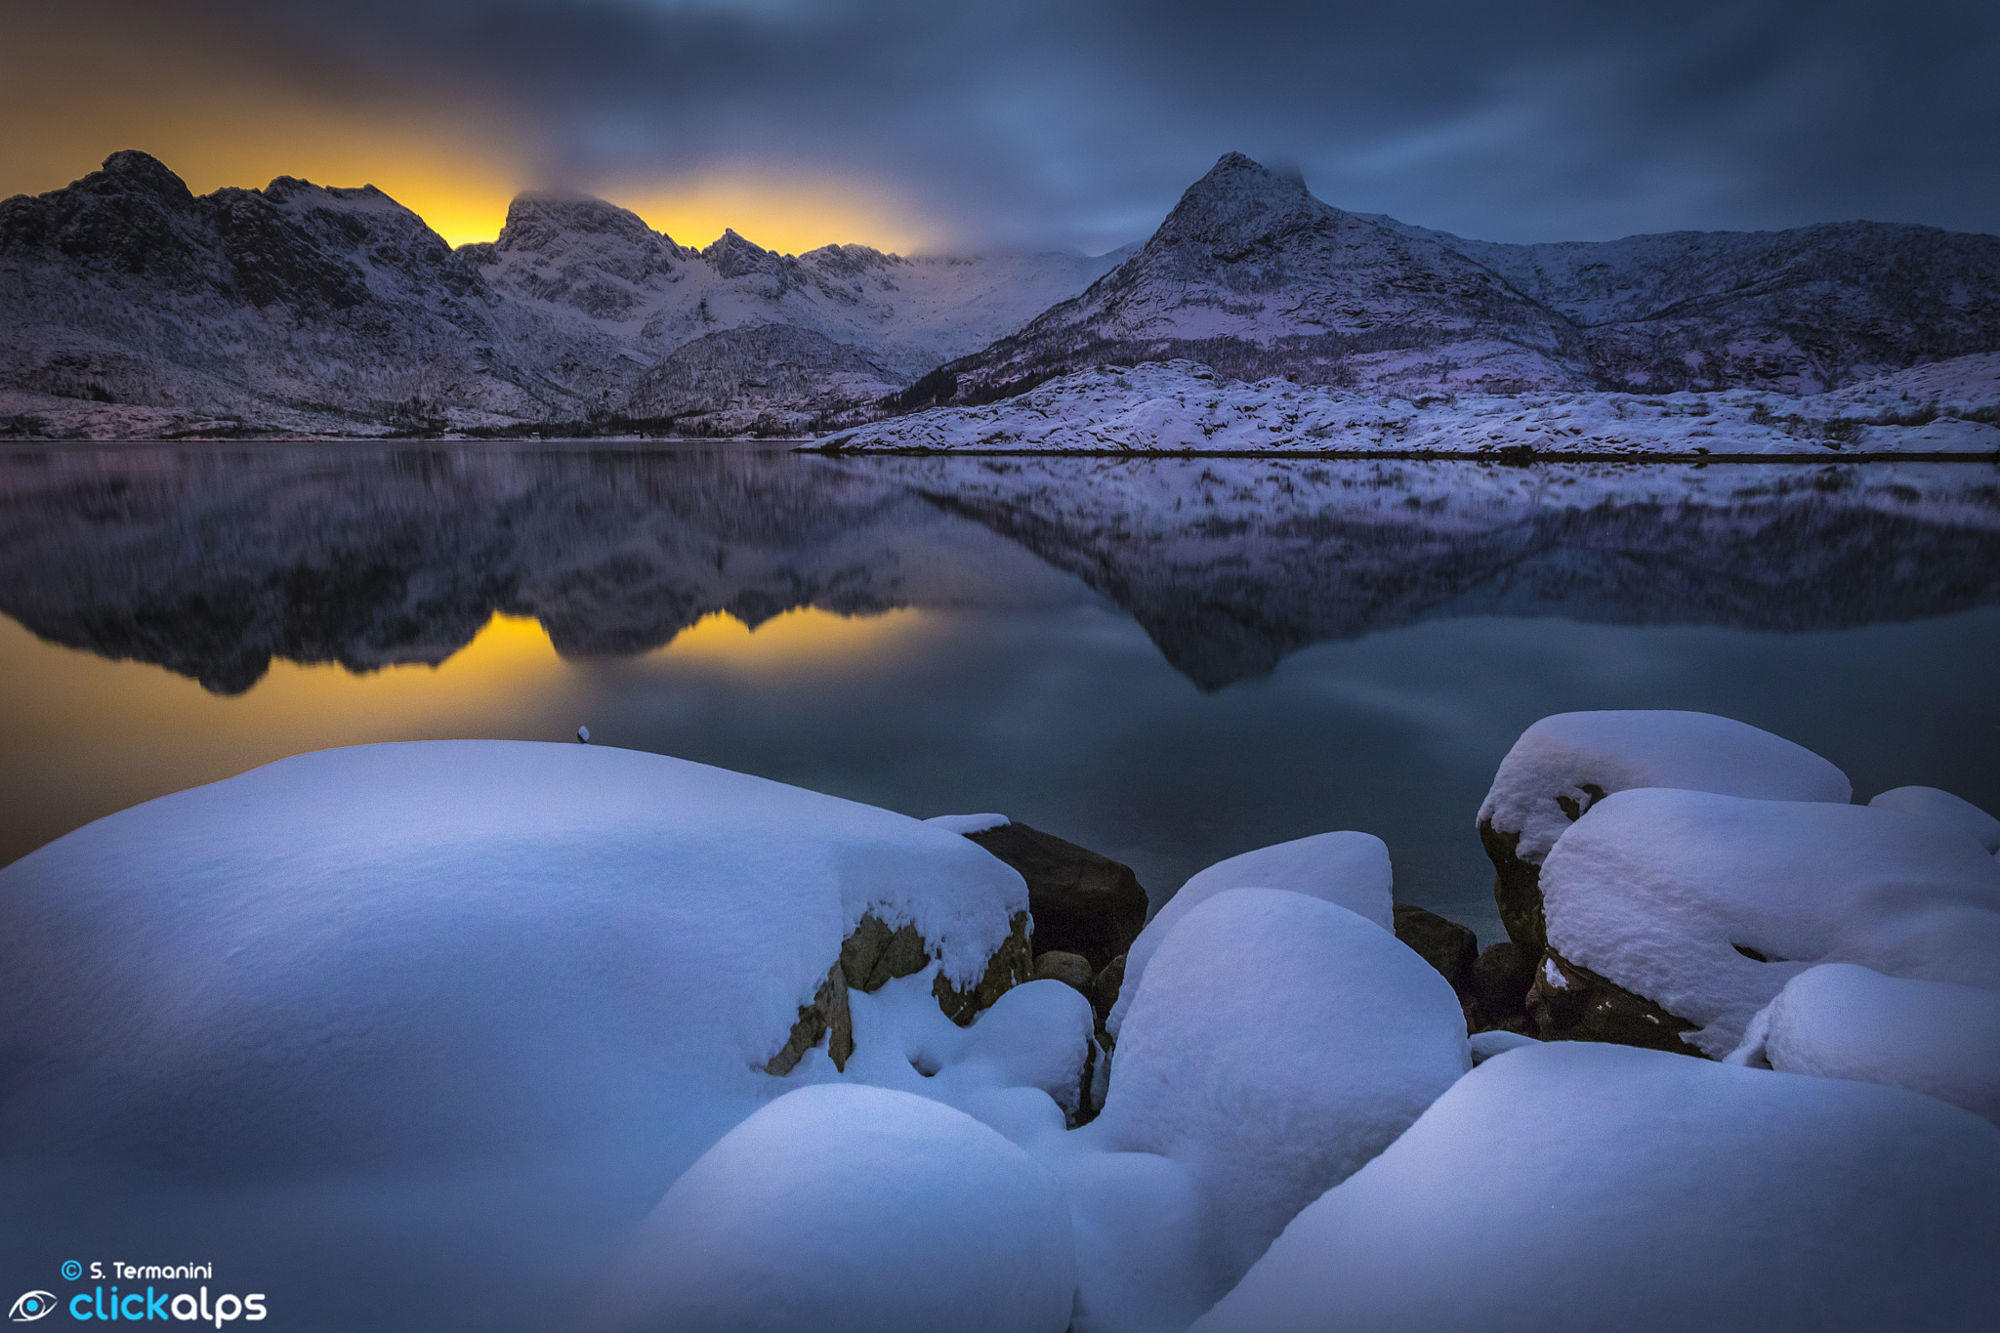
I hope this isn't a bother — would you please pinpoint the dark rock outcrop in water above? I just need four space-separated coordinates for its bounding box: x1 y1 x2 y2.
964 821 1150 970
1 450 1997 697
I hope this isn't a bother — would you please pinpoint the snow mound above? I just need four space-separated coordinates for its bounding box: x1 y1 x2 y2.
926 811 1013 835
604 1084 1075 1333
830 974 1099 1136
1541 788 2000 1056
1194 1043 2000 1331
0 742 1028 1325
1467 1029 1541 1064
1868 785 2000 853
1093 888 1467 1279
1106 831 1392 1037
1481 709 1851 865
1728 963 2000 1125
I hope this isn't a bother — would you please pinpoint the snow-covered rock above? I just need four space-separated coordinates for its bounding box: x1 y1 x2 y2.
1868 785 2000 853
602 1084 1075 1333
1478 710 1850 947
1728 963 2000 1125
1193 1043 2000 1331
1104 832 1392 1038
1539 788 2000 1056
0 741 1031 1327
823 356 2000 455
1091 888 1467 1282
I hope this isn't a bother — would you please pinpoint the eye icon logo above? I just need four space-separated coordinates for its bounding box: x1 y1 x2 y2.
7 1291 56 1322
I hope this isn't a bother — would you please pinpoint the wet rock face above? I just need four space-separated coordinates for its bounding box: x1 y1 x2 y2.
1526 950 1701 1055
1392 904 1478 998
963 822 1149 970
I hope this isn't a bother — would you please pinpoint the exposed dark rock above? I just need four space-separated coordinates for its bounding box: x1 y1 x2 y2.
1392 903 1478 997
964 822 1148 969
1526 950 1702 1055
1033 949 1096 994
1469 940 1541 1032
1480 781 1607 951
1090 953 1127 1031
934 911 1033 1025
770 907 1032 1072
1074 1038 1102 1127
1479 818 1549 951
839 914 930 992
766 962 853 1075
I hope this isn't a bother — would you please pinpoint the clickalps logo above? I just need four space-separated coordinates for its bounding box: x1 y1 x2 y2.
12 1264 266 1327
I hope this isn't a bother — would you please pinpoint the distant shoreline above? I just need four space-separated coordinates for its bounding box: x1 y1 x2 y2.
3 434 1996 464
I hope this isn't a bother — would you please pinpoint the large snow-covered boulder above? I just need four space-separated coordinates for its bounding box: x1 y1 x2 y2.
603 1084 1076 1333
1105 831 1392 1038
1193 1043 2000 1331
1539 788 2000 1056
1728 963 2000 1125
1478 711 1852 947
1867 785 2000 853
0 742 1030 1327
1091 888 1467 1282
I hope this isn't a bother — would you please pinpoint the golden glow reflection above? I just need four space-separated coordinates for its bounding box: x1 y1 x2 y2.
0 603 925 866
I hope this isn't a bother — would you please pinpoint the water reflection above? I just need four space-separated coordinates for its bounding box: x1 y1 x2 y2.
3 445 1996 694
2 444 1998 940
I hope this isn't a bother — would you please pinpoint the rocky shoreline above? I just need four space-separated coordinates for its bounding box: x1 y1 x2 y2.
1 715 1995 1329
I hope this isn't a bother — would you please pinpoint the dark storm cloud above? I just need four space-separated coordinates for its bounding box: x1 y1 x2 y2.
79 0 2000 248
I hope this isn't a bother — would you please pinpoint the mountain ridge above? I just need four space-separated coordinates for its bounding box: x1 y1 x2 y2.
3 149 1996 439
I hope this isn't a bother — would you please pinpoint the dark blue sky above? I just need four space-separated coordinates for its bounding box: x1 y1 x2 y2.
8 0 1998 252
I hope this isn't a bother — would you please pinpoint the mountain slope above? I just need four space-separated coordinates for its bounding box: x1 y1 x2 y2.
902 154 1594 406
0 153 1123 436
1403 219 2000 392
904 153 2000 410
0 151 559 431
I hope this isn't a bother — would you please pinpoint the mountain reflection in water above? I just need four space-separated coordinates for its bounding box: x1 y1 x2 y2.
3 442 1997 940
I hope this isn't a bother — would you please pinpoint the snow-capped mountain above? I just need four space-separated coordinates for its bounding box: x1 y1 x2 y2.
4 149 1996 438
0 152 1123 437
901 153 2000 409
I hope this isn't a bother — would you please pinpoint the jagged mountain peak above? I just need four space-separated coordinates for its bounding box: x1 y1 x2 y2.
702 227 784 279
79 150 195 204
1153 151 1329 244
495 192 676 254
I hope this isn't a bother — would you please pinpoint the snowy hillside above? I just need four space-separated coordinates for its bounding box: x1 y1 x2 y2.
824 356 2000 456
4 149 1997 439
0 152 1121 438
907 152 2000 409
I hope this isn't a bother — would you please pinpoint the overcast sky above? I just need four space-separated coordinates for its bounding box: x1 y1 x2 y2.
6 0 1997 252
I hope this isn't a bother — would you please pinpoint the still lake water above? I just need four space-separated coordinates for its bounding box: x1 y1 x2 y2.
3 442 1997 944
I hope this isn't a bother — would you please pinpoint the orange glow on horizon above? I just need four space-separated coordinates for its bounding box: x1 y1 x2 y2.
1 8 936 255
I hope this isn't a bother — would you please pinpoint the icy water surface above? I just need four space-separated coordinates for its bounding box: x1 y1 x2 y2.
3 442 1998 942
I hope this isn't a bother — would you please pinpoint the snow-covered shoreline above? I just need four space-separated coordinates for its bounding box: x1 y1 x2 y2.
2 715 1997 1330
817 355 2000 457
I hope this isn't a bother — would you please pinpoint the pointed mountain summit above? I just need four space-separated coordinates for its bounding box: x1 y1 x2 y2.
900 152 1593 405
900 151 2000 408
